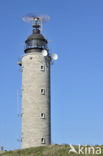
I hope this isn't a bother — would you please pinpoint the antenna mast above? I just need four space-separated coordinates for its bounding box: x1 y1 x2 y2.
22 13 50 31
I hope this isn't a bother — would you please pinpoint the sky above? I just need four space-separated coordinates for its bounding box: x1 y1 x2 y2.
0 0 103 151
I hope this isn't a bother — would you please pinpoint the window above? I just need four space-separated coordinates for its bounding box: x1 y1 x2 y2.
40 113 45 119
41 89 45 95
30 57 32 60
41 138 45 144
41 65 45 71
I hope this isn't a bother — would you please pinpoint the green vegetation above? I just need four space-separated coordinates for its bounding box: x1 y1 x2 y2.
0 145 103 156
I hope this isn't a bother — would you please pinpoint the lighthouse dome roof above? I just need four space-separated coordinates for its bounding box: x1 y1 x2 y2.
24 29 48 53
25 29 47 43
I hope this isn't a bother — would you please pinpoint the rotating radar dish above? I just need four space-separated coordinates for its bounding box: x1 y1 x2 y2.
22 13 50 29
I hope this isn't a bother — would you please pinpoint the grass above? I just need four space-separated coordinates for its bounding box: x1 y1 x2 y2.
0 145 103 156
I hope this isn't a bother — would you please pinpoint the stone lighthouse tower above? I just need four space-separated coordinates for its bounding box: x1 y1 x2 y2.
19 16 51 149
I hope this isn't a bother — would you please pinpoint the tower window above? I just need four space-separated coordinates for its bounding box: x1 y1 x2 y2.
41 65 45 71
30 57 32 60
41 89 45 95
40 113 45 119
41 138 45 144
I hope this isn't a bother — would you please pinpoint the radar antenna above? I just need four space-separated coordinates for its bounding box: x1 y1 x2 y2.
22 13 50 30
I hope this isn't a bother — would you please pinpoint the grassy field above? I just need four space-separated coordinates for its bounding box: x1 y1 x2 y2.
0 145 103 156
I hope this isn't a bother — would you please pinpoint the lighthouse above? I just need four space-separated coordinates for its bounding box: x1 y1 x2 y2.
19 15 51 149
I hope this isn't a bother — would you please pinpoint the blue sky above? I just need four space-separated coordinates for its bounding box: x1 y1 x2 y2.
0 0 103 150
